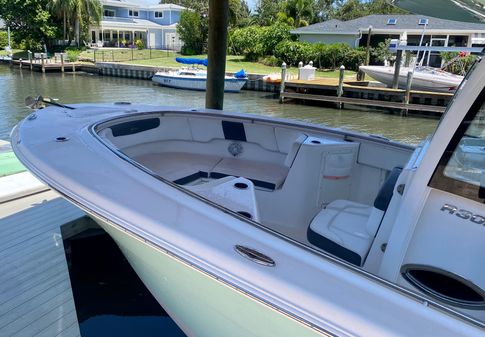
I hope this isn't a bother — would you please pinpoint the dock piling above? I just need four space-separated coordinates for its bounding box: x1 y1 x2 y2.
337 65 345 109
28 51 33 70
60 54 64 73
41 54 45 73
19 58 22 69
279 62 287 103
392 50 403 89
403 71 414 116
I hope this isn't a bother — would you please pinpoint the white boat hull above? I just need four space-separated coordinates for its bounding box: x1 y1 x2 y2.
359 66 463 92
94 218 323 337
152 73 247 93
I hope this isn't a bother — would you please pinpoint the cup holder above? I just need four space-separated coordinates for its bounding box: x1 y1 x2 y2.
234 182 248 190
402 264 485 309
237 211 252 219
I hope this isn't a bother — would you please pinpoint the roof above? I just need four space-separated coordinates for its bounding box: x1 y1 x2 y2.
291 14 485 35
99 17 176 30
101 0 186 11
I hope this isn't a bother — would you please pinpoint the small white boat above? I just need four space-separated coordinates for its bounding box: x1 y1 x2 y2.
359 65 464 92
152 58 247 92
11 59 485 336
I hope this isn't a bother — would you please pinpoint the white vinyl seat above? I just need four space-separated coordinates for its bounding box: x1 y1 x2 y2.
308 167 402 266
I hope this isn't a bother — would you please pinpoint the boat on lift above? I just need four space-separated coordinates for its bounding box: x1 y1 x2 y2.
152 57 248 92
359 65 464 92
11 57 485 336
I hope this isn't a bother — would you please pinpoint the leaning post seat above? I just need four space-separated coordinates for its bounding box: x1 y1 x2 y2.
307 167 403 266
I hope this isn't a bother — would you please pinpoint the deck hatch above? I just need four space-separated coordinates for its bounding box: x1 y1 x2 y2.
222 121 247 142
110 118 160 137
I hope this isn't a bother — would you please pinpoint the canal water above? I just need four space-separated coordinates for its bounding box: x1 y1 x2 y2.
0 65 440 145
0 64 442 336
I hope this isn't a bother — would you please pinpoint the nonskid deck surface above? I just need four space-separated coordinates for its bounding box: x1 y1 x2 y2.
0 191 84 337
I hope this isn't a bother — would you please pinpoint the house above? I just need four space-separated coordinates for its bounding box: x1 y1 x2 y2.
90 0 186 50
291 14 485 67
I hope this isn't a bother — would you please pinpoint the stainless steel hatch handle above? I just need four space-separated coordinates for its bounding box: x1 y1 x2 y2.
234 245 276 267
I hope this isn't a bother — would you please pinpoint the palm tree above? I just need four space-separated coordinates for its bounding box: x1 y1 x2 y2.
48 0 73 41
48 0 102 46
71 0 102 46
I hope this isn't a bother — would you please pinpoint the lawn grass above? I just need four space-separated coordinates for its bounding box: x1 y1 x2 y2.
121 54 357 78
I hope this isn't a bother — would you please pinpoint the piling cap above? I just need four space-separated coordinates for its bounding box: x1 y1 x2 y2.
340 65 345 70
281 62 287 69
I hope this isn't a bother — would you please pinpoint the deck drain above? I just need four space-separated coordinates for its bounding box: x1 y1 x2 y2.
55 136 69 142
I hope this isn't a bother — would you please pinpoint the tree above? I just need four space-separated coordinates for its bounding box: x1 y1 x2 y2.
0 0 59 50
253 0 285 26
177 10 206 54
280 0 316 27
332 0 407 21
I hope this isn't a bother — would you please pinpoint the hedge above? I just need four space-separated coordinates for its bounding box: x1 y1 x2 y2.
274 41 366 71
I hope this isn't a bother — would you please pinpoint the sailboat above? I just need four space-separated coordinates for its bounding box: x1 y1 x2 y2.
11 57 485 336
152 57 248 92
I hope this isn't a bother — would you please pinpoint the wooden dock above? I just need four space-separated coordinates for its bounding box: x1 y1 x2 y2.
0 185 85 336
9 59 82 73
281 77 453 115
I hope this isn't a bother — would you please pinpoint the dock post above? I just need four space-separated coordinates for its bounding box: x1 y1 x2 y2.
19 58 22 69
112 50 114 62
279 62 287 103
28 51 33 70
60 54 64 73
392 50 403 89
41 54 45 73
403 70 413 117
298 61 303 80
72 61 75 73
337 65 345 109
94 50 96 63
363 26 372 80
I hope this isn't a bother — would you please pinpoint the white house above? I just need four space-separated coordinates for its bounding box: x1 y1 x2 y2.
90 0 186 50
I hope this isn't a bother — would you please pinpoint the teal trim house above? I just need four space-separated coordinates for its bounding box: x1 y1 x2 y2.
90 0 186 50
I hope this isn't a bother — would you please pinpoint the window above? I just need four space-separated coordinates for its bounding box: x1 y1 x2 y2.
104 9 115 17
430 86 485 203
129 9 139 17
418 18 429 25
155 11 163 18
387 18 397 25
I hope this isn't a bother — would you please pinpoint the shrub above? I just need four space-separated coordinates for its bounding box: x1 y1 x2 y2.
343 47 366 71
135 39 144 50
0 31 8 49
228 25 264 61
259 55 280 67
66 50 80 62
441 52 477 75
274 41 318 66
259 23 293 56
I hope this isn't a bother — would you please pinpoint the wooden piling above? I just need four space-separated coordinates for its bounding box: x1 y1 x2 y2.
279 62 287 103
28 51 33 70
337 65 345 109
205 0 229 110
19 58 22 69
60 54 65 73
41 54 45 73
403 70 414 116
392 50 403 89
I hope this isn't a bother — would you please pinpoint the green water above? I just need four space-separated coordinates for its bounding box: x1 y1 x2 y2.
0 65 439 145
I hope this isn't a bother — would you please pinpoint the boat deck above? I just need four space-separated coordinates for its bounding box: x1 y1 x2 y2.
0 189 84 337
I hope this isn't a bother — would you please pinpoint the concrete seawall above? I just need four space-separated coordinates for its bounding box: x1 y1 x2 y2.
95 62 280 92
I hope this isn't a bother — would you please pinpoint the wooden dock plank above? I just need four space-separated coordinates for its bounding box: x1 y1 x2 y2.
281 92 447 113
0 191 84 337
